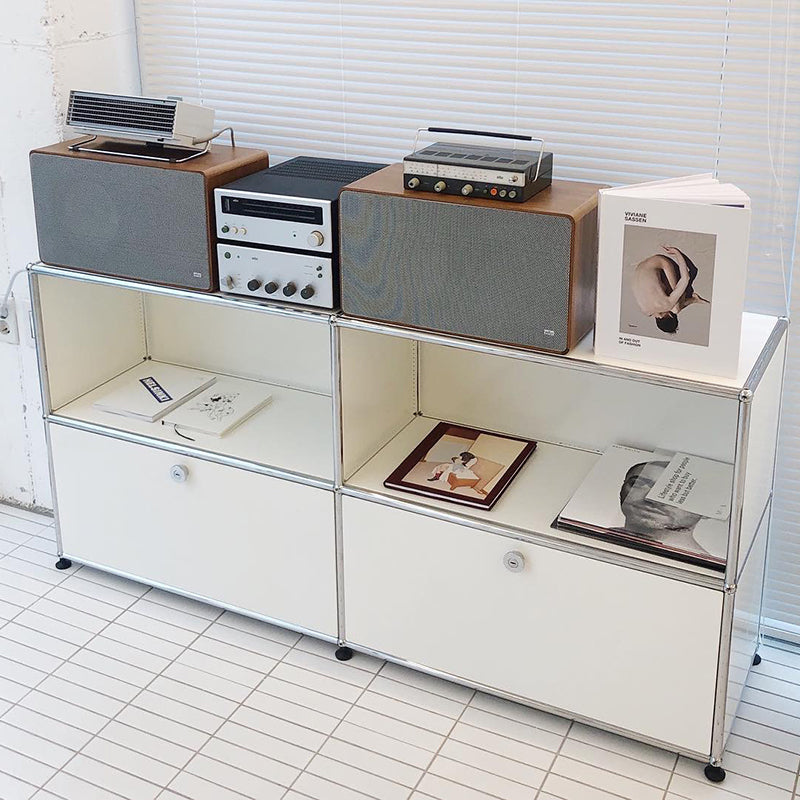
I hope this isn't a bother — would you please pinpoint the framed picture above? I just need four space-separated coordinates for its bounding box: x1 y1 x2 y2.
384 422 536 510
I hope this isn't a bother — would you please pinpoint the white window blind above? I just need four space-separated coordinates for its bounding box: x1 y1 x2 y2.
135 0 800 635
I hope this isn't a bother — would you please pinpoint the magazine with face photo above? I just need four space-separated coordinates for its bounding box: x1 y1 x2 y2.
556 444 731 570
384 422 537 510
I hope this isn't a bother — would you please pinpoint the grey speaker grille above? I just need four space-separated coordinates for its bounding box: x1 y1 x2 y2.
67 91 177 137
30 153 211 290
340 193 573 352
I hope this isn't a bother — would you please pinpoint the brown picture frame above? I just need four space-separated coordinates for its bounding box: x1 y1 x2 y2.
384 422 537 510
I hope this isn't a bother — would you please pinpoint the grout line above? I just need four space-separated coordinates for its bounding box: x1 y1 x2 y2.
534 719 573 800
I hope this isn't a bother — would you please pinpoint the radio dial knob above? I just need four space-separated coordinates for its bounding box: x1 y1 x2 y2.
247 279 261 291
222 275 235 290
300 285 315 300
407 177 420 189
461 184 474 196
264 281 279 294
434 180 446 193
283 282 297 297
307 231 325 247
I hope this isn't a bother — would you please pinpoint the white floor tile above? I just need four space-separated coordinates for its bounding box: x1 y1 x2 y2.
257 674 352 719
199 736 299 787
82 736 179 787
427 753 541 799
356 690 455 735
270 661 363 703
176 646 264 689
332 720 434 770
321 735 423 787
99 720 195 770
166 771 252 800
460 706 564 752
183 753 285 799
115 705 210 752
246 689 341 735
215 719 315 770
230 704 327 752
190 634 278 677
203 619 292 661
18 691 107 737
448 720 555 771
0 770 38 800
133 690 224 735
161 661 251 704
0 744 57 786
306 753 411 800
560 737 673 789
0 722 73 768
674 755 792 800
549 754 664 800
437 738 546 790
344 706 445 752
0 621 80 660
292 771 382 800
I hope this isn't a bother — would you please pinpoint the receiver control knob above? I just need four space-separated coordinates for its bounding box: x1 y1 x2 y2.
283 282 297 297
247 279 261 291
307 231 325 247
407 177 420 189
222 275 235 290
434 180 446 193
461 184 474 196
264 281 279 294
300 285 315 300
221 225 230 233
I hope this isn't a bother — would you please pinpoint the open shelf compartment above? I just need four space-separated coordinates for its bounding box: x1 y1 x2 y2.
337 317 785 583
33 269 336 483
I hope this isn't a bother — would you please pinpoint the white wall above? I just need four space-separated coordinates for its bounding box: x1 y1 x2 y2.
0 0 139 510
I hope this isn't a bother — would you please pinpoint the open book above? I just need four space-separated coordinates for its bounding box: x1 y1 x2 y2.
556 444 731 570
594 175 751 378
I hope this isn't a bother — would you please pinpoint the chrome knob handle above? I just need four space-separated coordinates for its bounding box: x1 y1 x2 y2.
307 231 325 247
433 180 446 193
407 177 420 189
222 275 235 290
461 184 474 196
503 550 525 572
170 464 189 483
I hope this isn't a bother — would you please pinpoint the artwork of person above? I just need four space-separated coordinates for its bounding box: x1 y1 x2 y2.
630 245 709 335
427 451 480 491
618 460 710 556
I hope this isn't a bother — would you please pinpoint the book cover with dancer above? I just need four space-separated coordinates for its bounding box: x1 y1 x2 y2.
594 175 750 377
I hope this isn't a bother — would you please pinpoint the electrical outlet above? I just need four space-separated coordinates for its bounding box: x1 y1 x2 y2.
0 299 19 346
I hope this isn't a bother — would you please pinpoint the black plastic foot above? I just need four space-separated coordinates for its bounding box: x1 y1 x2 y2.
55 558 72 570
335 646 354 662
753 652 762 666
704 764 726 783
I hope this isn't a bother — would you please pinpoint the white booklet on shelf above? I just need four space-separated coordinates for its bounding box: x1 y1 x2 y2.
92 363 216 423
594 175 751 378
162 378 273 438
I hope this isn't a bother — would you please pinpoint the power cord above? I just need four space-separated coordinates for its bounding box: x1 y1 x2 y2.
0 266 31 320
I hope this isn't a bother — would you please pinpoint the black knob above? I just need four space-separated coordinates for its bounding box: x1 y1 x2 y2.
247 279 261 291
264 281 279 294
283 282 297 297
300 285 315 300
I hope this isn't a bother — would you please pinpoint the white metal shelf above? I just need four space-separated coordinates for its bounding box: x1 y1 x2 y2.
29 263 335 325
335 313 785 398
49 361 335 486
342 415 725 588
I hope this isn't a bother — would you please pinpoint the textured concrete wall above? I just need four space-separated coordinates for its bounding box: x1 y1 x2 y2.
0 0 140 510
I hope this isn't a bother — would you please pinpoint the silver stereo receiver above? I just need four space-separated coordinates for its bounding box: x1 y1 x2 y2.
214 156 385 308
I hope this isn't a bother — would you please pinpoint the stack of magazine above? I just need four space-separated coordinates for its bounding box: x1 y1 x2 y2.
92 363 272 438
556 444 732 570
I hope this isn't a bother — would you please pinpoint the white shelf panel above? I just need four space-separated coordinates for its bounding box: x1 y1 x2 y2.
51 361 334 482
345 415 722 581
567 312 779 390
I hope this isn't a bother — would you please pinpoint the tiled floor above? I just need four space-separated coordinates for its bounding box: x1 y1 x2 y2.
0 506 799 800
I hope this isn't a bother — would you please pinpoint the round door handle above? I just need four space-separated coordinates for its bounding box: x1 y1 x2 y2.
503 550 525 572
170 464 189 483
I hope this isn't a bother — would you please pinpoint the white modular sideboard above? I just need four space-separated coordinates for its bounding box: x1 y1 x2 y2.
30 263 787 781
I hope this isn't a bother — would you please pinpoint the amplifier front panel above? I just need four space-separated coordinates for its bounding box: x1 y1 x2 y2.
340 193 574 353
30 154 212 290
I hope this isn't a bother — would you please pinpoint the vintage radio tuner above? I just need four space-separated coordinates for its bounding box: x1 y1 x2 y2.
215 156 385 308
403 127 553 203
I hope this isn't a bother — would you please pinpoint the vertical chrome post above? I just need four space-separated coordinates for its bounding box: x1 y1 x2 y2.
28 269 65 556
709 388 753 764
330 320 347 645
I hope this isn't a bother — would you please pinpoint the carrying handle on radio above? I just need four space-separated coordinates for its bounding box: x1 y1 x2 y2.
412 127 546 180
